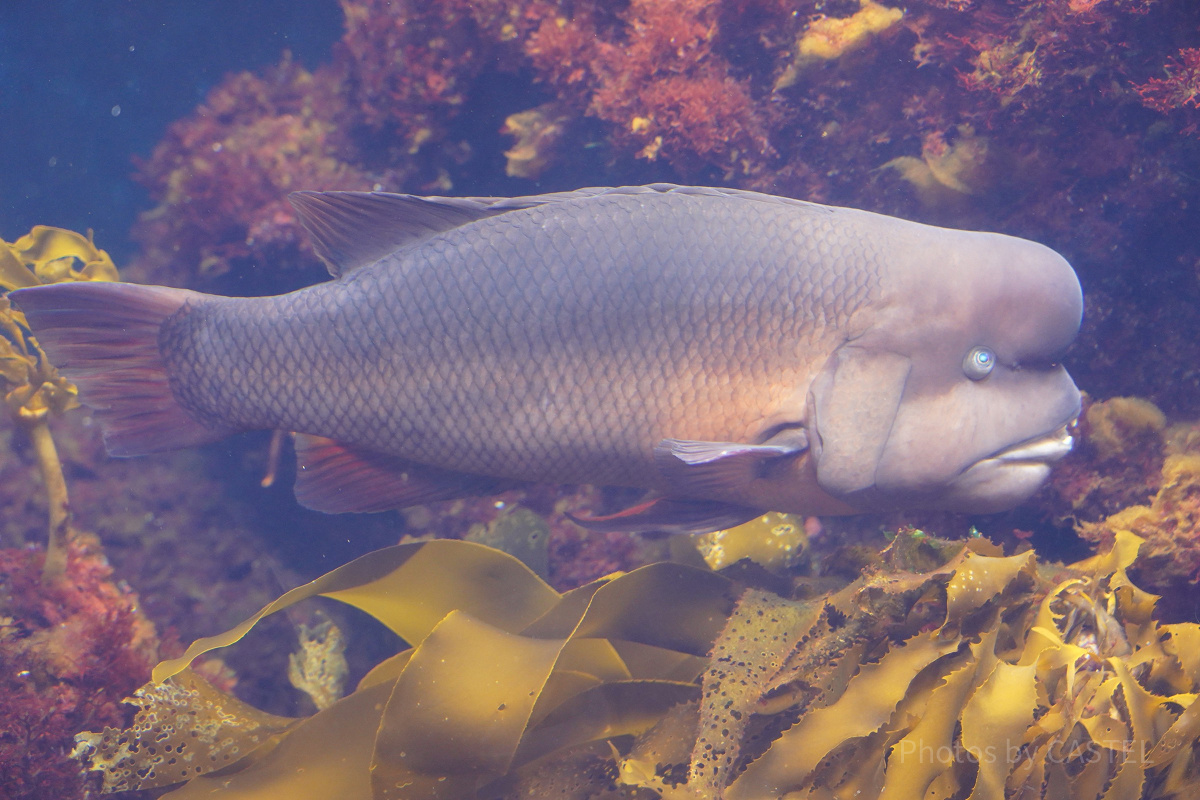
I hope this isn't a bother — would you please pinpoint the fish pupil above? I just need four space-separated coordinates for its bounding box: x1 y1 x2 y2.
963 346 995 380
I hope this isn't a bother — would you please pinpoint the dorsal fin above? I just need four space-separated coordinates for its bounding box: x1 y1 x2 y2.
289 184 832 278
288 191 514 277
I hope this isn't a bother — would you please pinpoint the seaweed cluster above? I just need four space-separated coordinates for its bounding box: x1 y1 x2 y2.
1 227 118 578
75 529 1200 799
1136 47 1200 134
0 535 160 799
1037 396 1200 599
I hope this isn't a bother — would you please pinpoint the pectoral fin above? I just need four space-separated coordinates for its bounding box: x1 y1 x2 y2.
293 434 514 513
809 347 911 497
653 430 808 495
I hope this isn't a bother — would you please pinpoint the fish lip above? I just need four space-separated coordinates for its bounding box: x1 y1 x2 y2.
985 419 1076 465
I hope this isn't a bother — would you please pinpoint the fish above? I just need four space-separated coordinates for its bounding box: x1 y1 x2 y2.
10 184 1083 533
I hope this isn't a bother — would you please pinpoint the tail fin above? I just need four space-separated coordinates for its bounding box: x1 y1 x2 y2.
10 282 235 456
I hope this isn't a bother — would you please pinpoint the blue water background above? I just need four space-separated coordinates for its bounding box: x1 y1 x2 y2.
0 0 342 261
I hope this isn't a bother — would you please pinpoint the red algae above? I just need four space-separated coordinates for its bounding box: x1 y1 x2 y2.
131 56 377 291
1136 47 1200 133
0 536 160 799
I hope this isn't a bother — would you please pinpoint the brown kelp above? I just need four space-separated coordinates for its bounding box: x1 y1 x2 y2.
0 227 117 579
76 528 1200 799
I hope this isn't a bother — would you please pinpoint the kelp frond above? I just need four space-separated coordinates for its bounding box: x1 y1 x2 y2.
76 531 1200 799
0 227 118 580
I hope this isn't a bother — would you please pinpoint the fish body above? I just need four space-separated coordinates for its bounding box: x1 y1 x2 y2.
12 185 1082 531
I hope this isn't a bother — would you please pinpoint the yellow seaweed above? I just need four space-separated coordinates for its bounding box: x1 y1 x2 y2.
82 540 734 797
72 669 296 793
882 126 993 208
78 532 1200 799
0 226 117 580
689 511 808 571
1085 396 1167 461
775 0 904 90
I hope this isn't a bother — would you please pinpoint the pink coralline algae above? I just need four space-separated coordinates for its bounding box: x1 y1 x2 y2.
0 537 160 799
1136 47 1200 133
131 56 376 291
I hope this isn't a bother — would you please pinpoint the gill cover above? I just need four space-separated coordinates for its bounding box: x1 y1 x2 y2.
808 347 911 498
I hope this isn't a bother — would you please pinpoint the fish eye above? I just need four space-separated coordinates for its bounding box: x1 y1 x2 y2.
962 346 995 380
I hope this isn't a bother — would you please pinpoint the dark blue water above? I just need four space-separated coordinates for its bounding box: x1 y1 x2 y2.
0 0 342 260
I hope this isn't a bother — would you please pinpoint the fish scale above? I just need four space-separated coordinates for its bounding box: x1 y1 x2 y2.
164 192 867 486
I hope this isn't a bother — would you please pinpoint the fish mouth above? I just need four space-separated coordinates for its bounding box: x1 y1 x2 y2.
934 419 1076 513
987 420 1075 465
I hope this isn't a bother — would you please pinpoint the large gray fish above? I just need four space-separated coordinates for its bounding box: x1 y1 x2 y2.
11 184 1082 533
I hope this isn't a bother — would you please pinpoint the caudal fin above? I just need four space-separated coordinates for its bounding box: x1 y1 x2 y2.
10 282 235 456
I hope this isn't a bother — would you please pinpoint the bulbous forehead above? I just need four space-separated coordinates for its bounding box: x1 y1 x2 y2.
869 224 1082 363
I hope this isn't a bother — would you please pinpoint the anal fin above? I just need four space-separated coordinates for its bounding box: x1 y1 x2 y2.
293 434 513 513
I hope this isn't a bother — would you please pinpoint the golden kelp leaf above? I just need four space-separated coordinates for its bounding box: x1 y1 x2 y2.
690 588 818 797
944 550 1035 626
1146 698 1200 770
74 669 296 793
162 681 392 800
691 512 807 571
561 562 735 656
617 701 700 796
154 540 560 682
610 639 708 682
355 650 413 692
12 225 119 283
371 610 566 799
960 662 1037 800
727 630 959 798
94 534 1200 800
0 242 38 289
516 680 700 767
879 628 999 800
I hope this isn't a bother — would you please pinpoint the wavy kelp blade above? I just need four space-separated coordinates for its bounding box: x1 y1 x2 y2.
154 540 559 682
566 562 735 655
944 549 1036 627
514 680 700 767
960 661 1038 800
369 564 731 797
371 610 568 799
878 629 998 800
689 588 819 797
727 629 959 799
0 241 37 289
163 681 393 800
519 563 733 653
610 639 709 682
355 650 413 692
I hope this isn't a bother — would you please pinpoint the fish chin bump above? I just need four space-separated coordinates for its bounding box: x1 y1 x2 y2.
938 425 1073 512
938 460 1054 513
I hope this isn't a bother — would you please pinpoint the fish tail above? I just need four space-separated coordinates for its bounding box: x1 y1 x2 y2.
10 281 234 456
